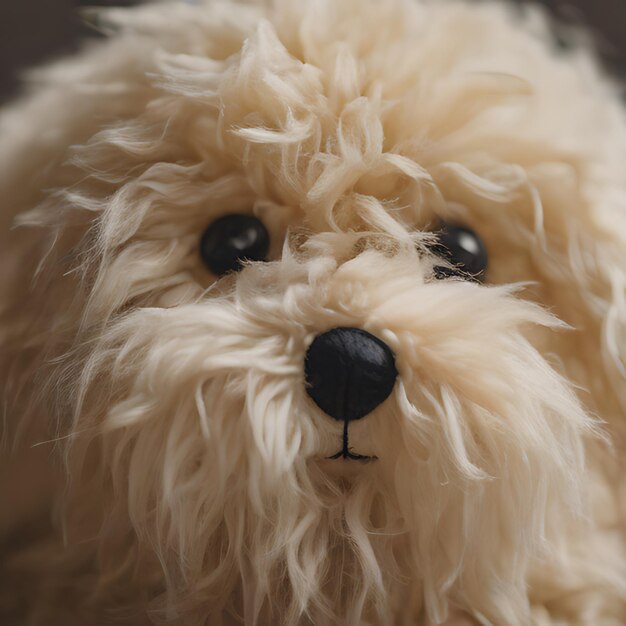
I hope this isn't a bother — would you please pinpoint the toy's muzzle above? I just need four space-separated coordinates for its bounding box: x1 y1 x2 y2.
304 327 398 422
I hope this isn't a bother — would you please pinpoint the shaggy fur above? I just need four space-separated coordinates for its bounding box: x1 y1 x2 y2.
0 0 625 624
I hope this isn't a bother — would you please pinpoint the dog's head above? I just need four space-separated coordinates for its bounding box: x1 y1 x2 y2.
2 0 625 624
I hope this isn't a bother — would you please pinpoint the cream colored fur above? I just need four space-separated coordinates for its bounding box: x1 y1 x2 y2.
0 0 625 624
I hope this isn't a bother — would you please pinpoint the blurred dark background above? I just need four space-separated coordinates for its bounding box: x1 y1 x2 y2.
1 0 625 104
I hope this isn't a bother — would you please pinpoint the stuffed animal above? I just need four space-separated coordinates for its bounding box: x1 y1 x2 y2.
1 0 624 624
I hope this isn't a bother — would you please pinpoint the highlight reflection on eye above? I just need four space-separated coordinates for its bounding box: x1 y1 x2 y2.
200 214 270 276
430 223 488 281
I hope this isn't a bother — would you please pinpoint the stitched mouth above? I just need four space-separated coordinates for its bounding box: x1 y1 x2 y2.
327 448 376 462
326 419 377 462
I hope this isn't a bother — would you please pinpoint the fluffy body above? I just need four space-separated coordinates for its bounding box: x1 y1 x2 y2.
0 0 625 624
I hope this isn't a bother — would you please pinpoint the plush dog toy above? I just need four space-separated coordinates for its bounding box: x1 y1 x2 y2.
1 0 625 624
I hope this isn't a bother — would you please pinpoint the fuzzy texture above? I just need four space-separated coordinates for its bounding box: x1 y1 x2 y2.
0 0 625 624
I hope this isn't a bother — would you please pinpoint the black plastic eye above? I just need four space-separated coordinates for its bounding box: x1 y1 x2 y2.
431 222 488 281
200 214 270 276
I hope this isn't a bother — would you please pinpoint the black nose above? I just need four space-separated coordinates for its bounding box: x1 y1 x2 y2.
304 327 398 422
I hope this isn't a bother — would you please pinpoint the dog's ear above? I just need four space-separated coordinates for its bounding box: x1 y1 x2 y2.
0 6 163 461
0 22 153 294
1 31 147 210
